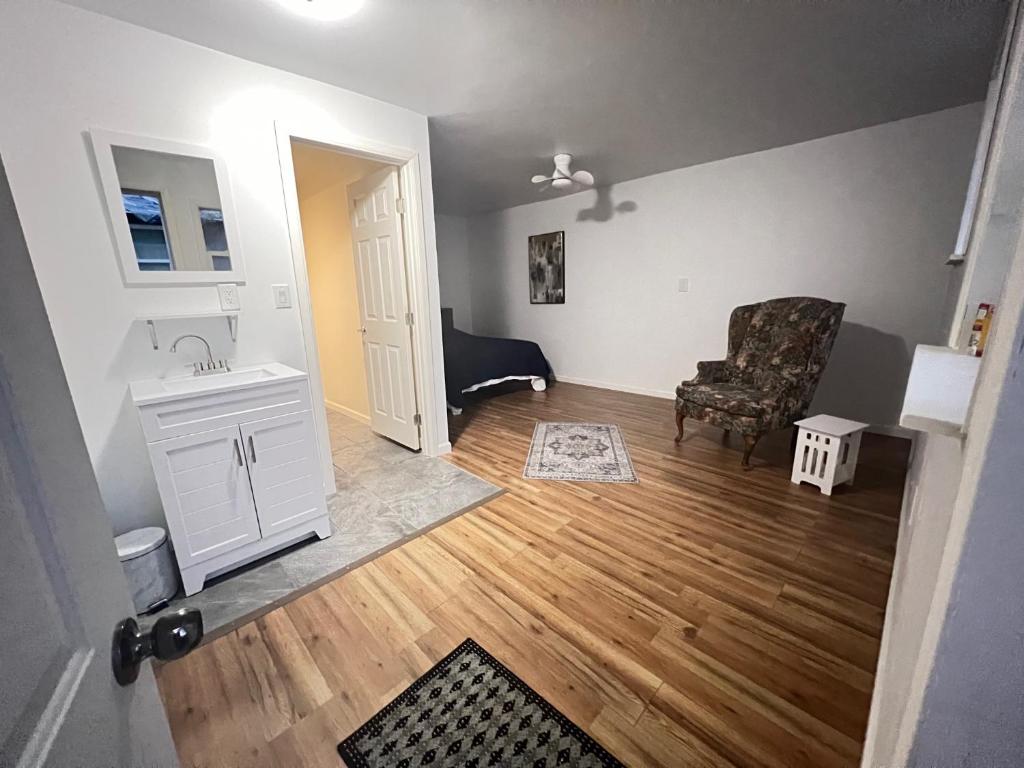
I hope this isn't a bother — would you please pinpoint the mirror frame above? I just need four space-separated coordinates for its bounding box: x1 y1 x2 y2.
90 128 246 286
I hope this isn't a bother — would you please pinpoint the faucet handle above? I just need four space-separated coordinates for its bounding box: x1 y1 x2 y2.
192 361 202 377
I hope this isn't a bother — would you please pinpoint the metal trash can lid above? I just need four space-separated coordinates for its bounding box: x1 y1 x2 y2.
115 526 167 562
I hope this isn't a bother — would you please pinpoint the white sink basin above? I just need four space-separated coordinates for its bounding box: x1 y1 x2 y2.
130 363 307 406
158 367 279 395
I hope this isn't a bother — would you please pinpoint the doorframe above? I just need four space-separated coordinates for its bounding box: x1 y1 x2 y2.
274 122 445 495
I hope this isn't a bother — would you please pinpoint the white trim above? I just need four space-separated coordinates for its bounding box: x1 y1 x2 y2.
947 0 1021 347
274 121 446 494
324 399 369 425
554 374 676 400
88 128 247 286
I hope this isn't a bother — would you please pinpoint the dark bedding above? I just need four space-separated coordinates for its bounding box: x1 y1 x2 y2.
441 308 551 408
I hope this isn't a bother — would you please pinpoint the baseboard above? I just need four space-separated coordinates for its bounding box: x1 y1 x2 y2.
554 374 676 400
553 376 914 441
324 399 370 424
433 441 453 456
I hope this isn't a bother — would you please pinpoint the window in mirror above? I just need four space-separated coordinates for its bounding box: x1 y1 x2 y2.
110 144 233 273
122 190 173 271
91 129 246 284
199 207 231 271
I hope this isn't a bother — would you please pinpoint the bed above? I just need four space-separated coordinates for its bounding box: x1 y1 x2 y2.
440 308 551 412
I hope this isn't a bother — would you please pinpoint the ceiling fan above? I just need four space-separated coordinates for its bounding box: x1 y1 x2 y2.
531 153 595 191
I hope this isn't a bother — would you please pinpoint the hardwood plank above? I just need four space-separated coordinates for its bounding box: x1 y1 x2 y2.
157 382 907 767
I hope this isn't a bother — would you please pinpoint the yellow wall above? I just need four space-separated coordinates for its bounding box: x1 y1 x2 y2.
292 142 386 421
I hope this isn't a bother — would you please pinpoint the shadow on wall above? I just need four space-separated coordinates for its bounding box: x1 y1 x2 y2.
811 321 912 428
576 185 638 223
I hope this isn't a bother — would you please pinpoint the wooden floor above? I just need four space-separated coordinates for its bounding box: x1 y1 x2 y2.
155 382 908 767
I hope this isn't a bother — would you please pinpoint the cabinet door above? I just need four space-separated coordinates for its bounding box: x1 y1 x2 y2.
240 410 326 536
148 425 261 568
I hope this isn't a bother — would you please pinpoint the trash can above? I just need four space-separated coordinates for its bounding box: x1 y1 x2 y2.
115 526 179 614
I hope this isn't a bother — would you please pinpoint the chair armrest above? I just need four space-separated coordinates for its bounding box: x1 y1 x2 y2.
690 360 727 385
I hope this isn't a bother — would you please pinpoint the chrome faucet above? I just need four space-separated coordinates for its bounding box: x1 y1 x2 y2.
169 334 231 377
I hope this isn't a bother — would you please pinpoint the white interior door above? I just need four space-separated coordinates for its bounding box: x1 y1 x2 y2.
0 160 178 766
241 411 326 536
347 166 421 450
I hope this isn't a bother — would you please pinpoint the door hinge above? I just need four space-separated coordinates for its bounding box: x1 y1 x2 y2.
405 311 414 326
396 197 406 215
413 413 422 427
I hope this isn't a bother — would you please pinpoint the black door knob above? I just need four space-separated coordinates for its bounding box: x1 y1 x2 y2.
111 608 203 686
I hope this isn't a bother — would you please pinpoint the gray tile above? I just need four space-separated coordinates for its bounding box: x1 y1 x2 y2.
356 456 471 503
162 560 299 632
335 421 376 445
332 437 420 474
391 475 502 533
328 427 355 452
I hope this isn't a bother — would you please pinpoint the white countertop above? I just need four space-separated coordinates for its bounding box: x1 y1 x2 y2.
129 362 307 406
899 345 981 437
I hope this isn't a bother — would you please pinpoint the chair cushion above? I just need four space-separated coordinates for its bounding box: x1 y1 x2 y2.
676 382 778 418
726 298 824 387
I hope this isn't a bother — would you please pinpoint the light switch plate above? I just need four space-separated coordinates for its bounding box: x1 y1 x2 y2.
217 283 240 311
272 284 292 309
677 277 690 293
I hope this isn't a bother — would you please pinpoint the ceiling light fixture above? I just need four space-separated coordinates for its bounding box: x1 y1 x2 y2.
275 0 365 22
531 154 595 192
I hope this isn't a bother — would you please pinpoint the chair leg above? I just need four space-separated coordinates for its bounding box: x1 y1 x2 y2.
741 433 761 467
674 410 685 444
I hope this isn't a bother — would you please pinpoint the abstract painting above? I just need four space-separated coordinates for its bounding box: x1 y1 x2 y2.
528 230 565 304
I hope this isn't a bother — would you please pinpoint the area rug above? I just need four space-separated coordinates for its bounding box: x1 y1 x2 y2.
337 639 623 768
523 422 638 483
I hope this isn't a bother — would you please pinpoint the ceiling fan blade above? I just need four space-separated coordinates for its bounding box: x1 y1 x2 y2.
531 174 553 184
571 170 595 186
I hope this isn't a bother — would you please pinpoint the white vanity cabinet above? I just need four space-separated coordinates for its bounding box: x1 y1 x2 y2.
130 364 330 596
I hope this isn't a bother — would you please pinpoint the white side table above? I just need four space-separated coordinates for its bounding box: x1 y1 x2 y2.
791 415 869 495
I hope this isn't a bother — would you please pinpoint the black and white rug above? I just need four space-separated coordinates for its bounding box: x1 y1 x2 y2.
338 639 622 767
523 422 638 483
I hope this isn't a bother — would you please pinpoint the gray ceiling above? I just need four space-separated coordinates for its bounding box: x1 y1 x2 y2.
60 0 1007 214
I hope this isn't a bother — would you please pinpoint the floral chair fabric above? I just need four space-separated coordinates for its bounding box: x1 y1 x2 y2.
674 297 845 464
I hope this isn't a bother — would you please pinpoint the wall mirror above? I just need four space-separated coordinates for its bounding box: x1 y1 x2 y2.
90 129 246 285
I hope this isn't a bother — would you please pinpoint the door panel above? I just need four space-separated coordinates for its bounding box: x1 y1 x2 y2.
0 157 177 766
347 166 420 450
149 425 261 566
241 411 326 536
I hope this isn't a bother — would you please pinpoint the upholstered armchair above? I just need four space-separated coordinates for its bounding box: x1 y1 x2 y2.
674 297 845 466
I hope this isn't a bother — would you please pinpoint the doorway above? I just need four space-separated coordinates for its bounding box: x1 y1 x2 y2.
275 124 448 498
289 140 421 468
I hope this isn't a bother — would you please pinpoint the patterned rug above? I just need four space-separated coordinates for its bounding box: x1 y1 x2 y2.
337 639 623 767
523 422 638 483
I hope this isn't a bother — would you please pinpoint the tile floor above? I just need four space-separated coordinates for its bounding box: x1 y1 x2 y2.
148 409 501 637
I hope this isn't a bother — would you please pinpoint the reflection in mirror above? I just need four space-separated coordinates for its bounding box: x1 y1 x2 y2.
111 146 231 272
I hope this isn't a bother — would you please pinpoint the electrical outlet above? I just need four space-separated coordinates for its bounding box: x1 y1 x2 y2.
272 284 292 309
677 277 690 293
217 283 240 311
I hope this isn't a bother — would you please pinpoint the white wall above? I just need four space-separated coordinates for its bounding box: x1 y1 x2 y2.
0 0 447 535
435 214 474 331
467 104 982 427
